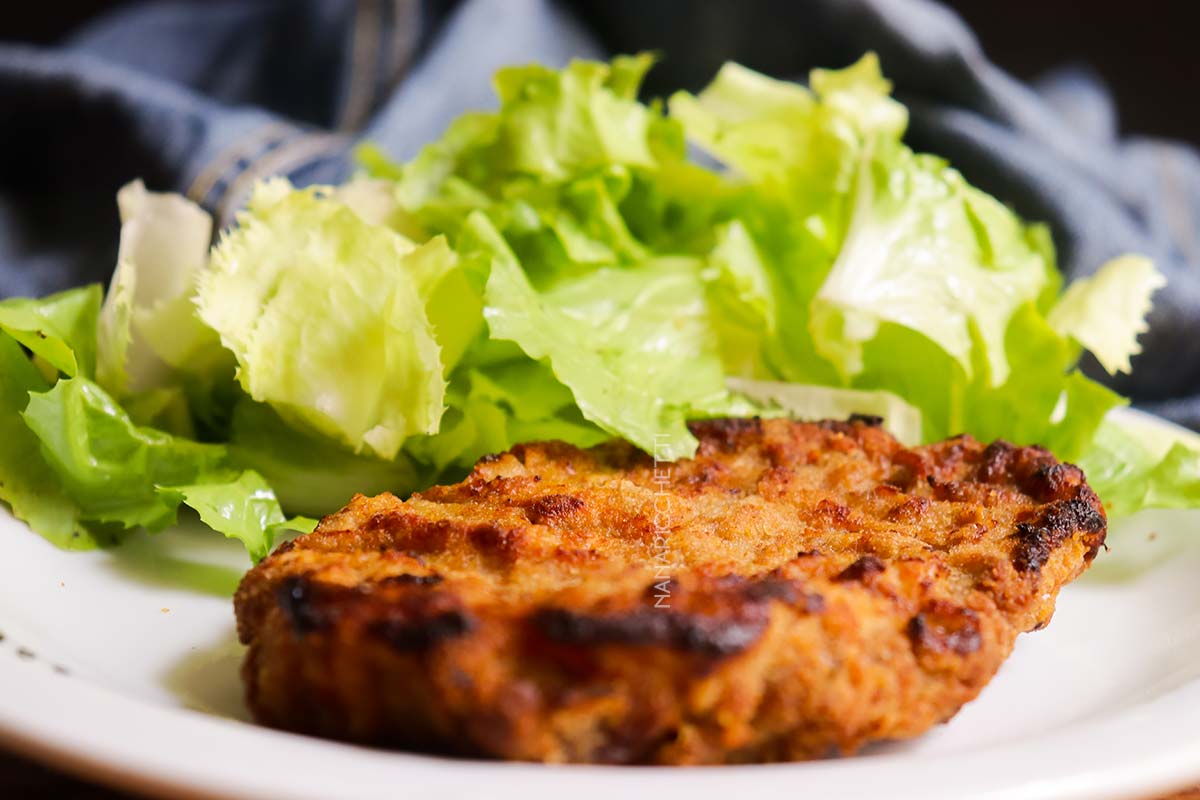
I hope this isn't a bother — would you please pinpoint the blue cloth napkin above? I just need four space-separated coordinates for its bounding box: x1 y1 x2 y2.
2 0 1197 427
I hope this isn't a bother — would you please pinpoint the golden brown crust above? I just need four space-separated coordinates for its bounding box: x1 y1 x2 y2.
234 417 1106 764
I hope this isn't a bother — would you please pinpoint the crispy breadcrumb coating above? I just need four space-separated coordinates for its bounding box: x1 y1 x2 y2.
235 416 1105 764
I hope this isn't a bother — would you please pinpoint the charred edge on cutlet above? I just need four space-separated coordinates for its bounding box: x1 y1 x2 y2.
730 574 826 610
378 574 443 586
907 603 982 656
276 576 328 634
978 440 1014 480
272 539 298 555
736 576 798 602
1011 492 1106 572
1019 462 1082 503
816 414 885 437
688 417 763 453
979 442 1083 504
816 419 856 436
835 555 886 583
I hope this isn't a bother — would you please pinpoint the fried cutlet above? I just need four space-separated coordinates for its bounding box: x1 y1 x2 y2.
234 416 1106 764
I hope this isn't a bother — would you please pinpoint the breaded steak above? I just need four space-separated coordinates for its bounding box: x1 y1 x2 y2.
235 417 1106 764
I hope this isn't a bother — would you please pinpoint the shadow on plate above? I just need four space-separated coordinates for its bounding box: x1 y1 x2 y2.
100 520 250 597
163 627 250 721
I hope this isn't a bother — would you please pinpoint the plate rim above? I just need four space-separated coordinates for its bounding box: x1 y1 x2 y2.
2 407 1199 800
4 646 1200 800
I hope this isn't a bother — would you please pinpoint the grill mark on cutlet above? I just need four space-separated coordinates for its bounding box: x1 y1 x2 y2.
537 575 823 656
723 574 827 613
736 575 798 602
378 573 443 586
932 437 973 474
532 607 765 656
275 575 474 651
369 611 474 651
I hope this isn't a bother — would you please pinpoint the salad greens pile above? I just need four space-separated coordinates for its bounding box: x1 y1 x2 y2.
1 54 1195 562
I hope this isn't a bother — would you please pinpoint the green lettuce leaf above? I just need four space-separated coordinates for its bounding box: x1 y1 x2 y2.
1 54 1192 567
0 285 102 379
676 56 1048 386
669 54 1167 495
268 175 484 376
851 305 1124 460
669 59 868 197
332 176 425 240
19 376 293 559
405 359 607 474
490 54 659 180
467 213 736 460
0 335 97 548
371 53 685 270
197 179 453 459
1047 254 1166 375
1077 419 1200 517
704 220 778 376
21 377 228 530
810 149 1048 384
158 471 312 562
227 399 424 517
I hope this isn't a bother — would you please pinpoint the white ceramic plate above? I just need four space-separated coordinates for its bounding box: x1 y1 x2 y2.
2 408 1200 800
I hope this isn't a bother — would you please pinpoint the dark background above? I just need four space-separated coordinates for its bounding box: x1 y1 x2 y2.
2 1 1199 146
952 2 1200 146
1 1 1197 797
